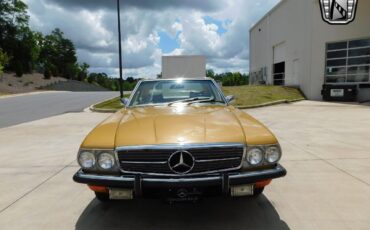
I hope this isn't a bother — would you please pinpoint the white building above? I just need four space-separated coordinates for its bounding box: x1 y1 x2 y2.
162 55 206 79
250 0 370 101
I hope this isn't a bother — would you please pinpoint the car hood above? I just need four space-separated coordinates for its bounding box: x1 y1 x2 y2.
81 105 277 149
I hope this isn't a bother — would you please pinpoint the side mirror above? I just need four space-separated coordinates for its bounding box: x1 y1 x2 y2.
120 98 129 107
225 95 235 104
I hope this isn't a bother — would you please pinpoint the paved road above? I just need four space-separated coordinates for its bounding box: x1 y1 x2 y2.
0 91 118 128
0 101 369 229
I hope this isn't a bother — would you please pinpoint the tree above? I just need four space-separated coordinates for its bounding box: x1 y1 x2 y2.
39 28 78 79
211 71 249 86
86 72 131 91
0 0 29 30
64 63 79 80
87 73 95 83
77 62 89 81
0 49 9 76
126 77 135 83
43 68 51 79
12 28 40 73
15 60 23 77
206 69 215 79
0 0 32 73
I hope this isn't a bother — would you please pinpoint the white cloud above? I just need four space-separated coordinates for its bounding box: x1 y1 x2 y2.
171 22 183 35
24 0 280 78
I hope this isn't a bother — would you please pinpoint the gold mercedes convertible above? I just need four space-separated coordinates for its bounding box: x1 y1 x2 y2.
73 78 286 202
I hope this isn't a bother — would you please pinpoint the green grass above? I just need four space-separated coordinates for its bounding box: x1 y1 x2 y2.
94 96 126 110
223 85 305 107
93 86 305 110
0 92 10 97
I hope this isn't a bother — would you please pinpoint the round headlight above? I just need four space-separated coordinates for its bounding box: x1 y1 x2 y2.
78 151 95 168
98 153 115 169
246 148 263 165
265 146 281 163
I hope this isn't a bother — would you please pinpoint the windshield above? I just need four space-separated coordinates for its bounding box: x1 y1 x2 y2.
129 79 225 107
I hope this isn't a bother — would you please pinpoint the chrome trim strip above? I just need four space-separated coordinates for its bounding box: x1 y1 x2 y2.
210 79 229 105
120 161 167 165
195 157 241 163
114 143 246 177
143 176 217 183
77 173 135 182
120 157 243 165
116 167 242 178
125 80 141 108
79 148 114 151
116 143 245 151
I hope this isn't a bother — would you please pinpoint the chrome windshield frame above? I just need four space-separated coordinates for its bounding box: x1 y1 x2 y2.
125 78 228 108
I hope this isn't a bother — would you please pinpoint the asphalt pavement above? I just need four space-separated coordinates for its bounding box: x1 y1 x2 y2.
0 91 118 128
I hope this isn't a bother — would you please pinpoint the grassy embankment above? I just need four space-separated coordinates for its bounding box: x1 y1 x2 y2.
0 92 9 97
93 95 128 110
93 85 305 110
222 85 305 107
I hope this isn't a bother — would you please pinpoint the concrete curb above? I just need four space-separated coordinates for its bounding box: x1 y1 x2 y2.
89 98 306 113
237 98 306 109
88 92 132 113
89 106 119 113
89 96 121 113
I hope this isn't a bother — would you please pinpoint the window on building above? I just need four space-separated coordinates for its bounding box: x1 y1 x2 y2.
326 38 370 84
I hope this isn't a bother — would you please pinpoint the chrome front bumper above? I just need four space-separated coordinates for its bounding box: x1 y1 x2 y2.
73 164 286 194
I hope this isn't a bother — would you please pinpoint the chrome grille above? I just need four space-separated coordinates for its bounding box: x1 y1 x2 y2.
116 143 245 176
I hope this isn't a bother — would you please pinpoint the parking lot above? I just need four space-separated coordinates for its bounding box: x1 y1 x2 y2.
0 101 369 230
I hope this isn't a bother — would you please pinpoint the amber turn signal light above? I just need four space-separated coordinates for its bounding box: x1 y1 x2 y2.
88 185 108 193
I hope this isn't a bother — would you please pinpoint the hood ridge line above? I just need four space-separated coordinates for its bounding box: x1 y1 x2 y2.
114 108 136 148
203 114 207 142
114 110 131 148
229 108 247 142
153 115 158 144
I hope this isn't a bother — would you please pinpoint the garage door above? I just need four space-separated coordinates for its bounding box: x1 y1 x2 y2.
273 42 286 64
273 43 286 85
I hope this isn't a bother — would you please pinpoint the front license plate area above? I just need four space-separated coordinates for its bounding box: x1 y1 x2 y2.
165 188 203 204
330 89 344 97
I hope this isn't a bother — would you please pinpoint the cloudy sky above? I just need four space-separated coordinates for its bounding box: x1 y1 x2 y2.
24 0 280 78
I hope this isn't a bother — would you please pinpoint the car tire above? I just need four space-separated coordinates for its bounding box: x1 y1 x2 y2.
253 187 265 196
95 192 110 202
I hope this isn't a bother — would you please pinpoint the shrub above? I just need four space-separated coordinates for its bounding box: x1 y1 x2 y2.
24 81 34 86
50 65 58 77
0 49 9 76
44 68 51 79
15 61 23 77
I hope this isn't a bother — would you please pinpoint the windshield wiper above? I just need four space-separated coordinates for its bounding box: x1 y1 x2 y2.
187 97 222 105
168 97 211 106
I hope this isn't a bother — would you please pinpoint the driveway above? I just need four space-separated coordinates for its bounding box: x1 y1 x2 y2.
0 101 369 229
0 91 118 128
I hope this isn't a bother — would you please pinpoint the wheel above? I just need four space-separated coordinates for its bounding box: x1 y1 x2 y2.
95 192 110 202
253 187 265 196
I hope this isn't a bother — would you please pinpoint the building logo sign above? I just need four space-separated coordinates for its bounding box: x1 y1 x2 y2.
319 0 358 25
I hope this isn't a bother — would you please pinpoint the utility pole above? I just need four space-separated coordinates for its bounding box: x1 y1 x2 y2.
117 0 124 98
